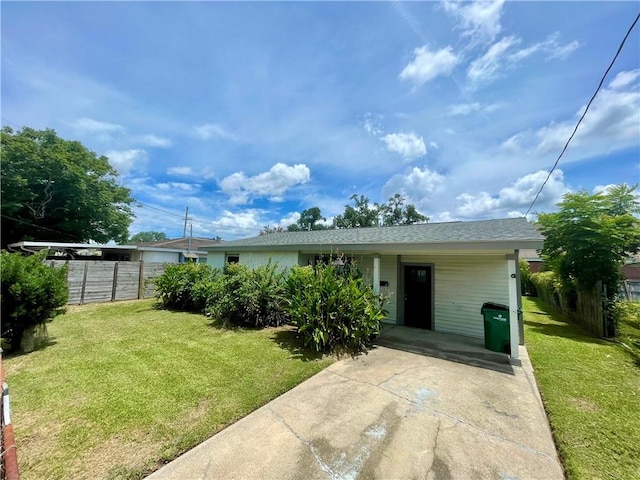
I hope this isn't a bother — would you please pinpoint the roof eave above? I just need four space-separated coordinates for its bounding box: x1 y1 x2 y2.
202 239 544 253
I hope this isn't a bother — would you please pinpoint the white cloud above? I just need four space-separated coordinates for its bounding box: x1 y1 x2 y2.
448 102 501 116
522 83 640 156
381 132 427 161
443 0 505 45
467 33 580 87
138 134 172 148
210 209 262 236
430 211 459 223
455 169 570 218
609 69 640 90
156 182 200 193
71 117 125 133
363 113 384 136
467 36 519 84
219 163 311 205
194 123 238 141
382 167 446 211
105 149 147 176
277 211 301 229
399 45 459 87
547 39 580 60
167 166 194 176
429 141 440 149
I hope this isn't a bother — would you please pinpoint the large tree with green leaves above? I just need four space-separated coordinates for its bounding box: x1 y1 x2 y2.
537 183 640 296
380 193 429 226
333 194 383 229
332 193 428 228
129 231 169 243
287 207 329 231
1 127 135 247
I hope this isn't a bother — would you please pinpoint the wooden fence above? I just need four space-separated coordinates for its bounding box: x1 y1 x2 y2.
535 281 607 337
50 260 167 305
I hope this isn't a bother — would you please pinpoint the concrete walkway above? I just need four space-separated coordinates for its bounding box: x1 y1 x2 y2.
147 346 563 480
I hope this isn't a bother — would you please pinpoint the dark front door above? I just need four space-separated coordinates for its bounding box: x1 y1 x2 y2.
404 265 433 329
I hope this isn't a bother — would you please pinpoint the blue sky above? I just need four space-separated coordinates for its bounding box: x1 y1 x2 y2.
2 1 639 240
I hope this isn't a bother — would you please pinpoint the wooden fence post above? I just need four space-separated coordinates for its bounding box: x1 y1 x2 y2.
80 262 89 305
111 261 119 302
138 261 145 300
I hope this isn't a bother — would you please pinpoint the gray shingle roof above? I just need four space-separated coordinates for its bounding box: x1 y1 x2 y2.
203 218 543 250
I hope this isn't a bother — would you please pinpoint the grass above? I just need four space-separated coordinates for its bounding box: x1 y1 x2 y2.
523 297 640 480
617 301 640 359
4 299 334 480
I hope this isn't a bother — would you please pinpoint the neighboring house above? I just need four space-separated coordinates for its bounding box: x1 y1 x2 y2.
519 248 543 273
201 217 544 361
7 240 209 263
131 237 217 263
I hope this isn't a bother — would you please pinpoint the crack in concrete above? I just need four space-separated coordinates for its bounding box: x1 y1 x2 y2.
268 405 338 479
376 365 428 387
431 409 560 464
483 400 520 419
426 419 441 474
326 369 560 466
202 455 214 480
327 370 428 410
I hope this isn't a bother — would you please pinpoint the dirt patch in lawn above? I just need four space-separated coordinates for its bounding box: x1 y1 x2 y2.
569 397 601 413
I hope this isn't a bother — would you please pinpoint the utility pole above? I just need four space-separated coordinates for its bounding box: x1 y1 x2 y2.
183 207 189 237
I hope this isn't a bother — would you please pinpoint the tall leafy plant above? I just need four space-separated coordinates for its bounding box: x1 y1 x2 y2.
286 263 387 353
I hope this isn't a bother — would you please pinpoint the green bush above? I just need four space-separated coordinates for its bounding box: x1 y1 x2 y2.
519 258 535 295
0 251 68 352
153 263 220 312
206 262 289 328
286 263 387 354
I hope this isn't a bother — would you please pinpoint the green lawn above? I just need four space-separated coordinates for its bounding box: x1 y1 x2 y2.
523 297 640 480
4 299 334 480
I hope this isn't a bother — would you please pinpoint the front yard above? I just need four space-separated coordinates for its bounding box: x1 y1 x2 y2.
4 299 334 480
523 297 640 480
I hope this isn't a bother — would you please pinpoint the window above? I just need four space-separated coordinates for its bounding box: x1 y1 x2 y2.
226 254 239 264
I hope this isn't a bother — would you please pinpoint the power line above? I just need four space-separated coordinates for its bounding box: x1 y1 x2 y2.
135 203 189 220
524 11 640 217
0 214 71 237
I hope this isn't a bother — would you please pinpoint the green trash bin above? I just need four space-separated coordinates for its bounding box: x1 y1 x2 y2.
481 302 511 353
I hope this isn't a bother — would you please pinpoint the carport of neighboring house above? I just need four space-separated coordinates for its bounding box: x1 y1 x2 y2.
201 218 544 362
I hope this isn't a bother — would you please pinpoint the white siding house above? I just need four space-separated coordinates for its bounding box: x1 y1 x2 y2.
201 218 544 361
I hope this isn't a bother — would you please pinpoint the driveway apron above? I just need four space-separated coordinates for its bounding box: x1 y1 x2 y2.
146 346 564 480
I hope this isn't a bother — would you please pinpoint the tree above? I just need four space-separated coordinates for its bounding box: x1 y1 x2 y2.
1 127 135 247
333 194 382 228
332 193 428 229
380 194 428 226
259 225 284 235
537 183 640 296
287 207 328 231
129 231 169 243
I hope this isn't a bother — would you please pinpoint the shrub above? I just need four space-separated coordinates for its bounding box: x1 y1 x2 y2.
0 251 68 352
206 262 289 327
153 263 220 312
519 258 535 296
286 263 387 354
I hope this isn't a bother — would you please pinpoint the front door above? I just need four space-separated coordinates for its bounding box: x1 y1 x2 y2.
404 265 433 329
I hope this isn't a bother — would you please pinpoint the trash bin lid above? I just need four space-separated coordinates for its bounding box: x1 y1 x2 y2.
481 302 509 312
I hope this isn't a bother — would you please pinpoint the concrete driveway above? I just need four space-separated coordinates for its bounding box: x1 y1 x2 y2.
147 346 563 480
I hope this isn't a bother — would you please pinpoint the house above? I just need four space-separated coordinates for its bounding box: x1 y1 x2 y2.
202 217 544 361
130 237 217 263
519 248 543 273
6 240 209 263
